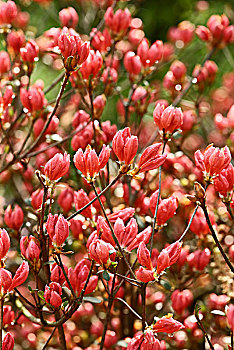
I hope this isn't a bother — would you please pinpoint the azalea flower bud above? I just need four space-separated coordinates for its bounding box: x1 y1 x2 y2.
0 229 10 260
229 245 234 262
46 214 69 247
227 304 234 331
51 262 68 285
137 38 163 67
112 128 138 166
0 85 14 110
58 27 90 71
69 219 83 239
80 49 103 80
153 104 183 135
58 187 74 213
187 248 210 271
181 110 196 131
0 0 17 25
0 269 12 294
171 289 193 314
93 94 106 119
0 51 10 75
134 143 167 174
196 25 212 41
31 188 44 210
107 207 135 223
44 152 70 181
194 144 231 177
72 109 90 128
102 67 118 84
20 86 45 113
91 28 112 53
153 314 185 333
214 164 234 197
9 261 29 291
141 330 161 349
157 242 182 275
104 7 131 36
3 306 14 327
88 239 116 265
135 266 155 283
20 235 40 263
208 293 230 310
4 204 24 231
170 60 187 80
7 30 25 54
59 7 79 28
104 330 118 349
44 282 62 308
74 144 110 182
20 39 39 63
2 332 14 350
137 242 153 270
74 189 92 218
124 51 142 76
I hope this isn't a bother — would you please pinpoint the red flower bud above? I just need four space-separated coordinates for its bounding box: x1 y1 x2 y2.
0 229 10 260
7 30 25 54
137 38 163 67
136 143 167 173
187 248 210 271
2 332 14 350
153 104 183 134
0 0 17 25
157 242 182 275
208 293 230 310
58 187 74 213
194 144 231 177
214 164 234 197
0 52 10 75
91 28 112 53
59 7 79 28
135 266 155 283
112 127 138 165
170 60 187 80
107 207 135 223
141 330 162 349
89 239 116 265
20 86 45 113
44 152 70 181
51 262 68 285
9 261 29 291
4 204 24 231
153 314 185 333
171 289 193 314
0 269 12 293
46 214 69 247
20 39 39 63
74 189 92 218
20 235 40 262
44 282 62 308
124 51 142 76
104 7 131 36
74 144 110 181
156 196 178 226
102 67 118 84
80 49 103 80
72 109 90 129
196 25 211 41
31 188 44 210
93 94 106 118
137 242 153 270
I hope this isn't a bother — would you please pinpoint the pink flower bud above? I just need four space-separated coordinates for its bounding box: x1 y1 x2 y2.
7 30 25 54
108 207 135 223
170 60 187 80
20 86 45 113
137 38 163 67
59 7 79 28
229 245 234 262
112 127 138 165
0 229 10 260
31 188 44 210
194 144 231 177
20 39 39 63
9 261 29 291
69 219 83 239
137 242 153 270
196 25 211 41
74 189 92 219
0 1 17 25
1 86 13 110
102 67 118 84
0 52 10 75
93 94 106 119
171 289 193 314
124 51 142 76
3 306 14 327
20 235 40 262
136 143 167 173
135 266 155 283
223 25 234 44
187 248 211 271
208 293 230 310
2 332 14 350
44 282 62 308
227 304 234 331
46 214 69 247
104 7 131 36
4 204 24 231
156 196 179 226
157 242 182 275
74 144 110 181
181 110 196 131
72 110 90 128
58 187 74 213
0 269 12 293
80 49 103 80
214 164 234 197
89 239 115 265
44 152 70 181
141 330 161 349
91 28 112 53
51 262 68 285
153 314 185 333
189 207 210 236
153 104 183 134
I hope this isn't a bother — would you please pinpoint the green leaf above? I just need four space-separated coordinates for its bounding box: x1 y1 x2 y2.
83 296 102 304
63 300 69 308
103 270 110 282
37 291 45 301
117 340 128 347
28 286 33 292
159 279 171 291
